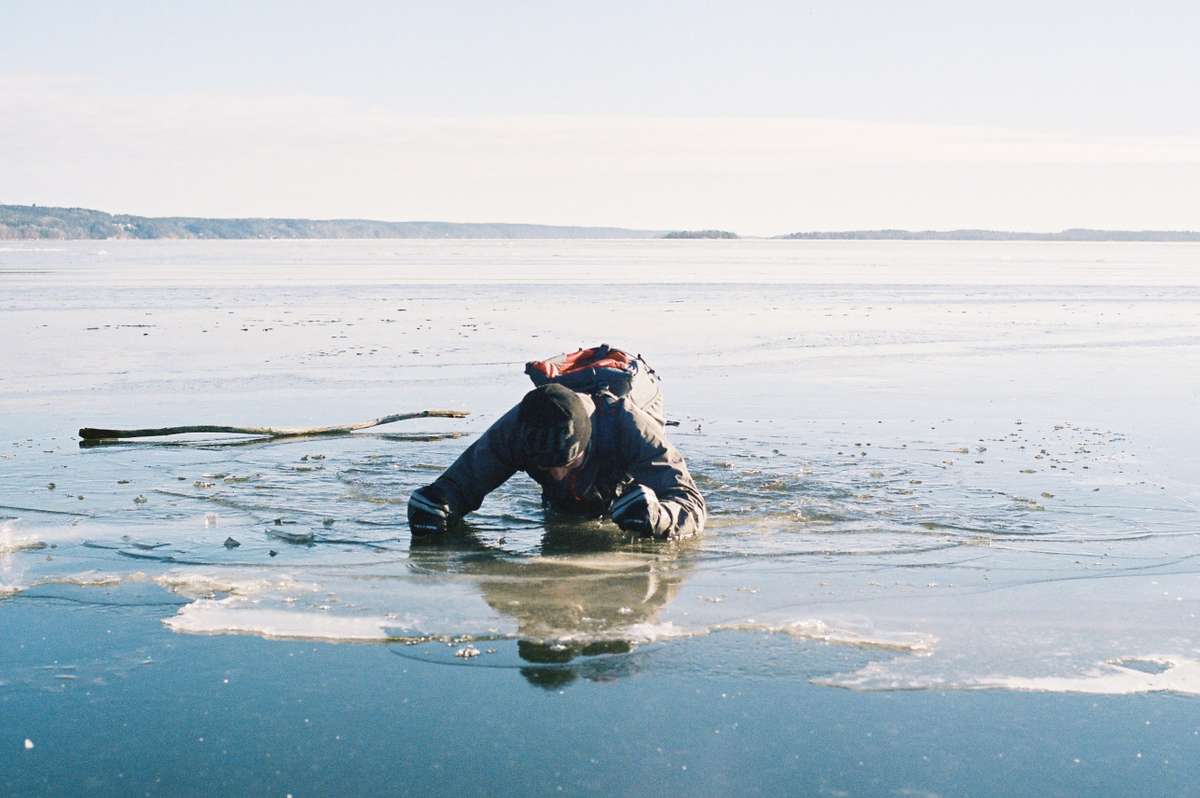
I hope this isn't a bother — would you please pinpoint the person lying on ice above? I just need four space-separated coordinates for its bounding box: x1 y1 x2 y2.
407 347 706 541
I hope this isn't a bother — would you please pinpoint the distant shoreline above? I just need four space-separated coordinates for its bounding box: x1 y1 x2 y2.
0 203 666 241
2 203 1198 241
777 229 1200 242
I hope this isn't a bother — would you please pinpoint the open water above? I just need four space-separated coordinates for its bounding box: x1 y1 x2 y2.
2 240 1199 795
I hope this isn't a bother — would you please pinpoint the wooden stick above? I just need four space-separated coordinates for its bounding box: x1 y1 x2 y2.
78 409 469 441
78 430 472 449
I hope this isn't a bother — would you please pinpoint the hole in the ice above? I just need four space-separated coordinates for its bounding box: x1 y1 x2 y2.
1112 657 1171 675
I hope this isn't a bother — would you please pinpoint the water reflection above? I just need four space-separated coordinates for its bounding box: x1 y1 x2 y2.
411 521 693 689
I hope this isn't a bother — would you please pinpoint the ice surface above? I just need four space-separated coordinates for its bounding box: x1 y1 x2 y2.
2 239 1199 693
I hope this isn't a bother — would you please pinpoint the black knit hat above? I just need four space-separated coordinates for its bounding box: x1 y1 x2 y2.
517 384 592 468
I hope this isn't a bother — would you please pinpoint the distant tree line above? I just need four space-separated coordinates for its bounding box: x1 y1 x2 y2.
0 204 665 240
5 204 1195 242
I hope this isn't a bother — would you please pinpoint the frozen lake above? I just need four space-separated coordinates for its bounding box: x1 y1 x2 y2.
3 239 1200 794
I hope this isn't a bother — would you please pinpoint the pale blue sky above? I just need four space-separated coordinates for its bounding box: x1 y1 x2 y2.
3 1 1198 231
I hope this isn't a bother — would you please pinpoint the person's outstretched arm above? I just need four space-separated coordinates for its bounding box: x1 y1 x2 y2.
408 406 521 535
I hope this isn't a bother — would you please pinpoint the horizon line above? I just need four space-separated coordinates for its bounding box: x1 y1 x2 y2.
3 202 1200 241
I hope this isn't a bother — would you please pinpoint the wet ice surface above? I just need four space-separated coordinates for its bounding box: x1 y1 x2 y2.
3 239 1200 695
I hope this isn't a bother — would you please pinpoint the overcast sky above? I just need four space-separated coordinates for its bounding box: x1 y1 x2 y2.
3 0 1198 233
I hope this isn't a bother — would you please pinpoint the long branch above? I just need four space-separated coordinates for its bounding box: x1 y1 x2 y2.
78 409 469 440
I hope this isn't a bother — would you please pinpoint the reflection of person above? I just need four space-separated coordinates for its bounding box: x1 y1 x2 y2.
471 553 682 643
404 519 691 689
462 537 687 689
408 381 706 540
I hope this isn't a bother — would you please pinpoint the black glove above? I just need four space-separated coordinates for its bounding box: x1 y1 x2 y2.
610 484 668 538
408 485 451 536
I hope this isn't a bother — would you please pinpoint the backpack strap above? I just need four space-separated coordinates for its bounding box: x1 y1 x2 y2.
589 389 624 460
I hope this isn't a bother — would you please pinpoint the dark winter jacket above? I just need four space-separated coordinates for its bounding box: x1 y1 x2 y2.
428 392 705 539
